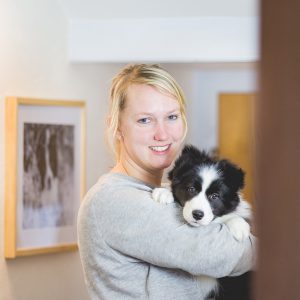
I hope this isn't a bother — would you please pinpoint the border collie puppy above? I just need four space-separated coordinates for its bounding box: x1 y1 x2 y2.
153 144 252 240
152 145 252 299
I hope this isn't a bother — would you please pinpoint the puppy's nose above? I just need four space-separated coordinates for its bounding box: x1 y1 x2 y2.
192 210 204 220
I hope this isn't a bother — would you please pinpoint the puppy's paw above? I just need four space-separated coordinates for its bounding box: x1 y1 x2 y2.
225 217 250 242
152 188 174 205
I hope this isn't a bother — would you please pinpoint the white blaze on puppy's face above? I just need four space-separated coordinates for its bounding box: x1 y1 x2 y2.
183 166 220 226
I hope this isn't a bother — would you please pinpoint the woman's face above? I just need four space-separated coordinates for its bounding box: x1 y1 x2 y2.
119 84 185 176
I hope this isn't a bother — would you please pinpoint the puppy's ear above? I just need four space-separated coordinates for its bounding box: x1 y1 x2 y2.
182 144 214 165
168 168 181 185
169 144 211 182
218 160 245 191
168 145 194 181
168 168 174 181
181 144 203 161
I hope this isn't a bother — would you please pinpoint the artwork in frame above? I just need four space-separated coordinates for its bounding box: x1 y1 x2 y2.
5 97 86 258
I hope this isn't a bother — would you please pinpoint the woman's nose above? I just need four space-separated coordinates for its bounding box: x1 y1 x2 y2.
154 123 168 141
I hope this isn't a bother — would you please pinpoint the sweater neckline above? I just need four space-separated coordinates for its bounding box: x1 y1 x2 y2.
107 172 157 189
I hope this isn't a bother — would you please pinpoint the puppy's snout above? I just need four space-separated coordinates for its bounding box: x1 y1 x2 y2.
192 210 204 220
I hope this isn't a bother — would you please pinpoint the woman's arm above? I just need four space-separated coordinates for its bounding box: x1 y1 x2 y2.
78 186 256 278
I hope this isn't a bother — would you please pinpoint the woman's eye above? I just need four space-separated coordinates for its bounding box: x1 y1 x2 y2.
137 117 151 124
168 114 178 121
186 186 196 193
208 193 219 201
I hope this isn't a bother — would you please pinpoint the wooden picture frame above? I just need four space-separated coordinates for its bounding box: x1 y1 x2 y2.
5 97 86 258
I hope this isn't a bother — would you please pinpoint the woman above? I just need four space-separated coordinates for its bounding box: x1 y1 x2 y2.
77 64 256 300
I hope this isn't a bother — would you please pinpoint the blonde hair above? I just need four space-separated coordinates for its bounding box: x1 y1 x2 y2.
106 64 188 161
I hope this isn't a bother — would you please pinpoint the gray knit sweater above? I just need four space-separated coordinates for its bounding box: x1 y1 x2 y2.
77 173 256 300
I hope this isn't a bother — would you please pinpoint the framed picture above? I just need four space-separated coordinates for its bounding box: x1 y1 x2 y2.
5 97 86 258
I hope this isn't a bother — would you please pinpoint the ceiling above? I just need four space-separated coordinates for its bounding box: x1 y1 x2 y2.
58 0 259 20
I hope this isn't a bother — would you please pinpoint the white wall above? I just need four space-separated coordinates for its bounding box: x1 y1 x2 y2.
0 1 121 299
0 1 257 299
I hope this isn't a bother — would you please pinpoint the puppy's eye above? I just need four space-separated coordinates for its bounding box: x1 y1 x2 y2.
208 193 219 201
186 186 196 193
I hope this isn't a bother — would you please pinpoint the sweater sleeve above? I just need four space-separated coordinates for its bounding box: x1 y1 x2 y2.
78 183 256 279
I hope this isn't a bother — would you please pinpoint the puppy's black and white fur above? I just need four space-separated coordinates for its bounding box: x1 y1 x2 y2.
153 145 252 299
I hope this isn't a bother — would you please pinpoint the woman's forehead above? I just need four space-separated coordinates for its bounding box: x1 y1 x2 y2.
125 84 180 112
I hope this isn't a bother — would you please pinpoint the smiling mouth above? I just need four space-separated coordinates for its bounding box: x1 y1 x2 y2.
149 144 171 152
